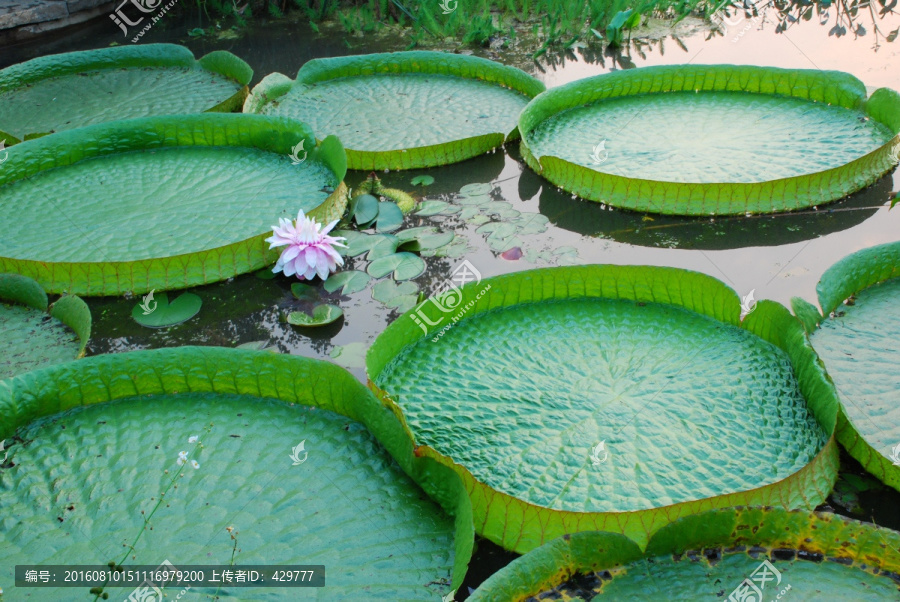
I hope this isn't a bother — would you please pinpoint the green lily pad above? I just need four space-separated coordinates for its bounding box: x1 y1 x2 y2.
345 232 398 259
512 212 551 235
801 241 900 492
375 202 405 233
0 44 252 142
0 348 473 599
291 282 319 301
399 232 455 252
323 270 372 295
481 201 521 219
367 253 427 281
467 214 491 226
457 194 493 206
368 266 839 552
131 291 202 328
457 206 482 220
0 114 349 295
396 226 438 242
416 200 452 216
469 508 900 601
0 273 91 380
459 183 493 196
235 340 278 352
287 303 343 327
353 194 380 227
411 175 435 186
439 204 462 215
372 280 420 312
519 65 900 215
245 52 545 170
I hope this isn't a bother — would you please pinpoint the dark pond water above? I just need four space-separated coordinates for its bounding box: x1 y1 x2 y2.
3 4 900 597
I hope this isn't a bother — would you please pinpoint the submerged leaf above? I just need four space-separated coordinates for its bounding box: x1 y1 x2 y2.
323 270 372 295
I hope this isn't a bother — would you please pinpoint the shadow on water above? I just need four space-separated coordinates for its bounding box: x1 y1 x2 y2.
533 169 895 250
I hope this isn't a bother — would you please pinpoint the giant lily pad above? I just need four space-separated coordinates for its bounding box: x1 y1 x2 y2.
0 114 348 296
244 51 545 170
0 348 473 599
368 266 840 552
0 44 252 143
519 65 900 215
469 507 900 601
793 241 900 493
0 273 91 380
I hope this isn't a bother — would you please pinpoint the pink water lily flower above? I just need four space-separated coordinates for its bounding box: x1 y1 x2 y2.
266 210 347 281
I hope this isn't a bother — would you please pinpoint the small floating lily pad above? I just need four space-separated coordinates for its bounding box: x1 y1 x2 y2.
373 280 419 312
411 175 435 186
287 303 343 327
416 200 452 216
0 44 252 142
245 52 545 169
375 202 405 233
323 270 372 295
519 65 900 215
367 253 426 281
459 183 493 196
131 291 202 328
353 194 380 227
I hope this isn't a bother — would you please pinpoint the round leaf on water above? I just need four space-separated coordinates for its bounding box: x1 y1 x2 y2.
512 213 551 235
368 265 839 552
0 348 470 600
411 175 435 186
416 200 452 216
0 44 252 141
323 270 372 295
345 233 399 259
353 194 380 227
132 292 202 328
329 341 368 369
396 226 438 242
367 253 426 281
376 202 405 233
805 241 900 491
457 194 492 206
518 65 900 215
246 52 544 169
0 114 348 295
372 279 419 305
399 232 455 252
287 303 343 327
459 183 493 196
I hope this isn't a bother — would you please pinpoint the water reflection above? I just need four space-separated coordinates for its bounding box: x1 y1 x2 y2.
535 171 895 250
